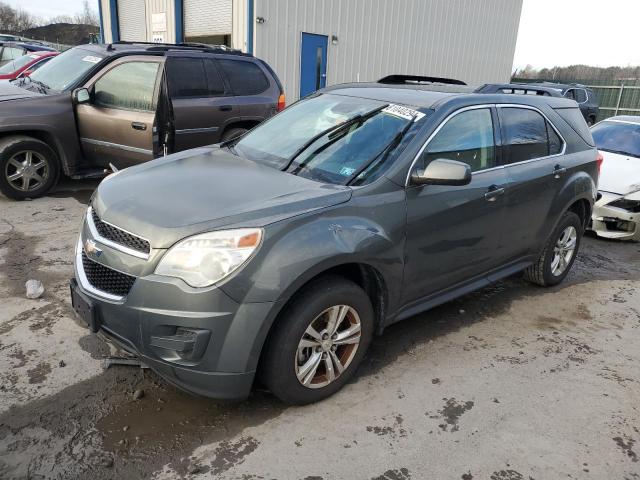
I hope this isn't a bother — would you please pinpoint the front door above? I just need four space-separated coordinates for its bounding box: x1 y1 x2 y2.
403 107 509 304
300 33 328 98
76 57 162 169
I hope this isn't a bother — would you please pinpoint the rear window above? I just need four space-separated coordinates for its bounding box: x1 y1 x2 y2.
218 59 269 95
555 108 595 146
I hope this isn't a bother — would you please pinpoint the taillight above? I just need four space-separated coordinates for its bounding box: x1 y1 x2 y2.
596 151 603 178
277 93 285 112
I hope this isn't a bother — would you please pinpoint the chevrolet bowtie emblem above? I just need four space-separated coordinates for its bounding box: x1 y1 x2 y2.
84 239 102 257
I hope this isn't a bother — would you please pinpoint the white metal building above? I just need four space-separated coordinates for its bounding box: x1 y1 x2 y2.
99 0 523 100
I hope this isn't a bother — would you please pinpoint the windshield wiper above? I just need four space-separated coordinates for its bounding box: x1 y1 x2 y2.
281 104 389 172
345 114 417 185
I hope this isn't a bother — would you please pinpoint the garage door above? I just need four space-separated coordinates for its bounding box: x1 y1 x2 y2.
184 0 231 39
117 0 147 41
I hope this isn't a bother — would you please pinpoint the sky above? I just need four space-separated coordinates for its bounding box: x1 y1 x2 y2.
7 0 640 70
513 0 640 69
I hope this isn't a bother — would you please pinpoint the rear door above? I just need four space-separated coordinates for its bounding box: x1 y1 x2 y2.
215 58 278 126
403 106 510 303
497 105 566 261
76 56 163 169
167 55 230 151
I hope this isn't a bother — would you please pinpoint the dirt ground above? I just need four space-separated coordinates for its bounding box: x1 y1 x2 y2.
0 180 639 480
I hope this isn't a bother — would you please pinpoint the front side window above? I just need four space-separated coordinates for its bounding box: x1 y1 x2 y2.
418 108 495 173
234 93 427 185
591 121 640 158
500 107 562 163
93 61 160 111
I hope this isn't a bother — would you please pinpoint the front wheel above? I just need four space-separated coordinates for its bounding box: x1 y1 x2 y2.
261 276 374 405
0 136 60 200
524 211 583 286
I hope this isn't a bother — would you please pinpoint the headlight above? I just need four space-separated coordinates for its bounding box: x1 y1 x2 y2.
155 228 262 287
608 198 640 213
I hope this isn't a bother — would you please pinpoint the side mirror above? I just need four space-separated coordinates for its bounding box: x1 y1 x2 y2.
410 158 472 186
73 87 90 104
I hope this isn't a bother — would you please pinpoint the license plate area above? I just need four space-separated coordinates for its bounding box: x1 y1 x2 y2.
70 279 99 333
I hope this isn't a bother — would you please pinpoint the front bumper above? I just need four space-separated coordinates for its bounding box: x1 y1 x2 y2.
71 215 277 400
591 191 640 242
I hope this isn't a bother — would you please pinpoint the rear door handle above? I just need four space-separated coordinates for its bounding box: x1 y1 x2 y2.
219 105 232 111
131 121 147 131
553 164 567 178
484 185 505 202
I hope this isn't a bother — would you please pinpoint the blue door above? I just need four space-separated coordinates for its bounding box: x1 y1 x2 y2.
300 33 328 98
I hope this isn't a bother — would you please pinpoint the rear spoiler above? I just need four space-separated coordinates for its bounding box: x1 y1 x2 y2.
378 74 466 86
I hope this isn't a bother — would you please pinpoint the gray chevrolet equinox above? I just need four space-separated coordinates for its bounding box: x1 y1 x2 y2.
71 82 599 404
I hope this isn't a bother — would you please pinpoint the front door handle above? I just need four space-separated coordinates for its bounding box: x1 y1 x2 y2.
484 185 505 202
553 164 567 178
131 121 147 131
219 105 232 111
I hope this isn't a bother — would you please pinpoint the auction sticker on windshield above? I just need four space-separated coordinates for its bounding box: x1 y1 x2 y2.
82 56 102 64
382 104 425 122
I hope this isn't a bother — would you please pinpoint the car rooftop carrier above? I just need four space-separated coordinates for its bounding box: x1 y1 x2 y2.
112 41 251 56
378 74 467 86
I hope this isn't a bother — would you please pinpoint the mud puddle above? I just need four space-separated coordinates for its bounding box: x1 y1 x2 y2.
0 366 283 479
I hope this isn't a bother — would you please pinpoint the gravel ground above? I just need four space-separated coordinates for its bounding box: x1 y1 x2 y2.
0 180 639 480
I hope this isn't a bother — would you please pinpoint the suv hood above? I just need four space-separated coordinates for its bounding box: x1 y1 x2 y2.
92 147 352 248
0 80 43 101
599 150 640 195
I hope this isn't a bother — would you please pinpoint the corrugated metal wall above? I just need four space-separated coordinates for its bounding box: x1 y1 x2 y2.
253 0 523 100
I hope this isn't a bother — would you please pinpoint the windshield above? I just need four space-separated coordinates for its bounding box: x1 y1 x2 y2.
28 47 104 92
0 54 37 74
234 94 427 185
591 120 640 158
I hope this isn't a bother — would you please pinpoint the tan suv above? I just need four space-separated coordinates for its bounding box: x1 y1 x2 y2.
0 42 284 199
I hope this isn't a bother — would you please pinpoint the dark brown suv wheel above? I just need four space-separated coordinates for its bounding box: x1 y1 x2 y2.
0 136 60 200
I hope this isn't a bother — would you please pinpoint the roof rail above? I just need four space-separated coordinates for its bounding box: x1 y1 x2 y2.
378 74 467 86
112 41 251 56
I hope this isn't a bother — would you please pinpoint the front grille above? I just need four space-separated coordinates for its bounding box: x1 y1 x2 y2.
91 208 150 255
81 252 136 297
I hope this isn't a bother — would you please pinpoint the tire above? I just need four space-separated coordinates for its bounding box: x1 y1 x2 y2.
0 136 60 200
524 211 583 287
261 275 374 405
221 127 248 143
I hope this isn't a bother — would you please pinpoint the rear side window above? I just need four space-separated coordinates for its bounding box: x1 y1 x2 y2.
204 59 226 95
218 59 269 95
574 89 588 103
555 107 595 146
167 58 208 98
420 108 495 172
500 107 563 164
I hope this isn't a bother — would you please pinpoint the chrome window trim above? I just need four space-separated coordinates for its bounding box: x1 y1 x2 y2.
86 206 151 260
406 103 567 185
75 237 126 302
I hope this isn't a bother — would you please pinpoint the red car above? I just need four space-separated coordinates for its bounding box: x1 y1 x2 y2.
0 51 58 80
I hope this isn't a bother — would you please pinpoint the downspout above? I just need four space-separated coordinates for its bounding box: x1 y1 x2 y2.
97 0 105 43
175 0 184 43
109 0 119 42
247 0 254 54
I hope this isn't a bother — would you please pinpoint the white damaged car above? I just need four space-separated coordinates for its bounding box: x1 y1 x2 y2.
590 116 640 241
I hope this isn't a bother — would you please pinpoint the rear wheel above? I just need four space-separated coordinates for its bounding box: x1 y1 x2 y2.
524 211 582 286
261 276 374 405
0 136 60 200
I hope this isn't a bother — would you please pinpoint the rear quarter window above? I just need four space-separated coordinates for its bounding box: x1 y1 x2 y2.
555 108 595 146
218 59 270 95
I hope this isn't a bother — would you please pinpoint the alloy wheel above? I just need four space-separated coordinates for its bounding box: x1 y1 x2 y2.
551 225 577 276
4 150 49 192
295 305 362 389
